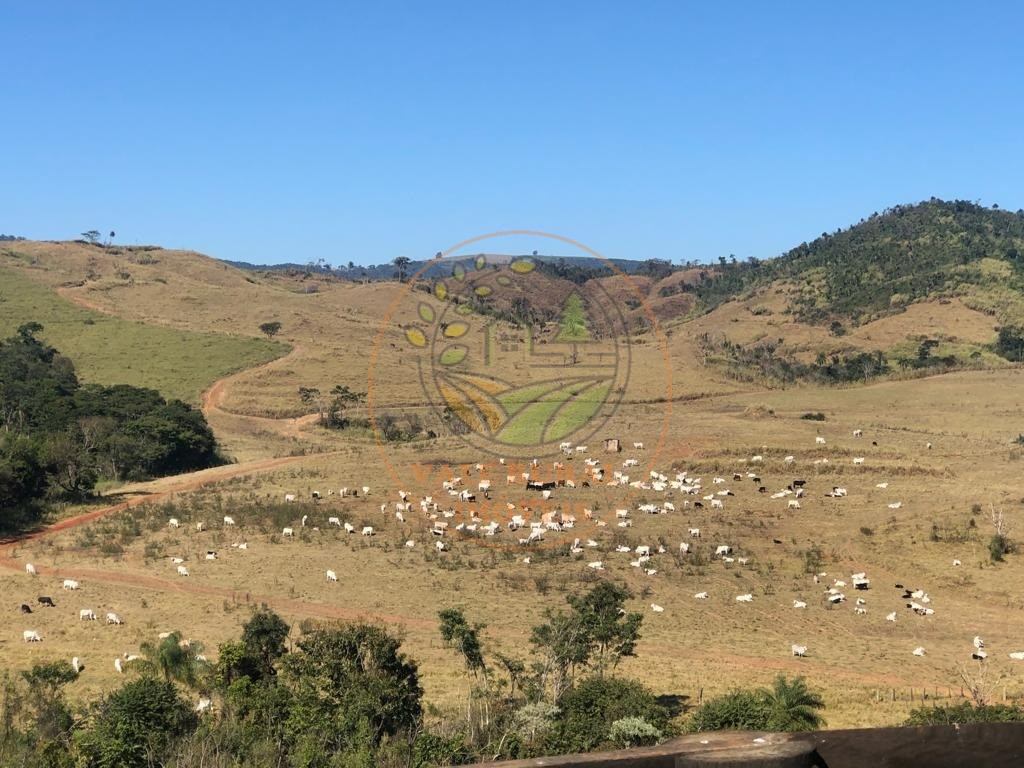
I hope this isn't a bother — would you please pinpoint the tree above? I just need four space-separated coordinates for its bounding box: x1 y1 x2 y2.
995 326 1024 362
438 608 486 678
530 608 591 704
76 677 196 768
393 256 412 283
136 631 210 690
283 623 423 760
20 662 78 760
555 293 590 343
241 609 290 677
80 230 101 245
325 384 366 429
988 504 1014 562
566 581 643 675
298 387 324 423
258 321 282 340
762 675 826 731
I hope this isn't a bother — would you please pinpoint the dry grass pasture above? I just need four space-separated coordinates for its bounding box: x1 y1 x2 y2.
1 243 1023 730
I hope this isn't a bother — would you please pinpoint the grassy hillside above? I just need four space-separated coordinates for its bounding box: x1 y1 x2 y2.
691 199 1024 327
0 267 287 404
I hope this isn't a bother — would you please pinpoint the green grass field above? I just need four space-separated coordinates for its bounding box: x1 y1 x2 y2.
0 267 287 404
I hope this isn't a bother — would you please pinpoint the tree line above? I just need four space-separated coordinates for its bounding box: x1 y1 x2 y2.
0 581 834 767
4 583 1018 767
0 325 222 532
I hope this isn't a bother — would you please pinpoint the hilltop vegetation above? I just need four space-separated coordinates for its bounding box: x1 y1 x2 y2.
0 326 222 531
690 199 1024 327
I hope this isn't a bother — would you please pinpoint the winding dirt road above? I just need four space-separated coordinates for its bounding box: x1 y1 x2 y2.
0 291 402 624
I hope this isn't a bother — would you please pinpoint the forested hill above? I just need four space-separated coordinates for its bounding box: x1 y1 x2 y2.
693 199 1024 325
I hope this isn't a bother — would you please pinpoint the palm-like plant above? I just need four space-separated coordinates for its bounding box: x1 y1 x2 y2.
136 631 211 690
763 675 826 731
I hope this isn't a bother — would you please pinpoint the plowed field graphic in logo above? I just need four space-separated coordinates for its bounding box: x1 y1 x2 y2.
385 240 630 459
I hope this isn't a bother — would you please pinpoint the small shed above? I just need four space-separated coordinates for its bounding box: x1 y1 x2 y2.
603 438 621 453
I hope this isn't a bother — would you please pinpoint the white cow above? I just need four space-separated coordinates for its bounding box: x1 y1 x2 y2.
344 522 355 533
361 526 374 536
23 630 42 642
223 516 236 526
328 517 341 527
788 500 801 510
282 527 294 537
284 494 296 503
168 518 180 528
886 612 897 622
25 563 36 576
650 604 664 613
693 592 709 600
791 644 807 657
72 656 83 673
62 579 80 590
815 436 826 445
735 594 753 603
1008 652 1024 661
79 608 96 621
633 442 644 449
177 565 189 576
326 570 338 582
688 528 701 538
106 612 123 625
793 600 807 609
715 545 732 557
587 561 604 570
196 522 205 532
913 647 926 657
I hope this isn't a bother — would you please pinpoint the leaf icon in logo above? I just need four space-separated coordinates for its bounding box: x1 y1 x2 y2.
510 258 535 274
405 327 427 348
443 322 469 339
453 263 466 282
418 303 435 323
435 282 448 300
475 285 492 297
439 345 467 366
475 255 486 270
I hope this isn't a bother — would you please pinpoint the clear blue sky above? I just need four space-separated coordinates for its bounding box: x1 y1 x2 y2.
3 1 1023 266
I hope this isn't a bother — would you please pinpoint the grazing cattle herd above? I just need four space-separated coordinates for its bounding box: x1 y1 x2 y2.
7 427 1024 717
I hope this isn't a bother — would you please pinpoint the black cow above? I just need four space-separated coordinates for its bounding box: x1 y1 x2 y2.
20 604 32 614
792 479 807 488
37 595 55 607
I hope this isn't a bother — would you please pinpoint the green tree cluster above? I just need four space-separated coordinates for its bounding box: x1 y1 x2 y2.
0 325 222 532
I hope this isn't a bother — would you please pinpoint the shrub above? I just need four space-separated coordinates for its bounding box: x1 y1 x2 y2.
989 534 1013 562
545 677 671 754
608 716 662 748
800 412 826 421
905 702 1024 726
859 526 874 537
687 689 770 732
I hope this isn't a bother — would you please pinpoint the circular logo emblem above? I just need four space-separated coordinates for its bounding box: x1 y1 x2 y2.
368 230 672 549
